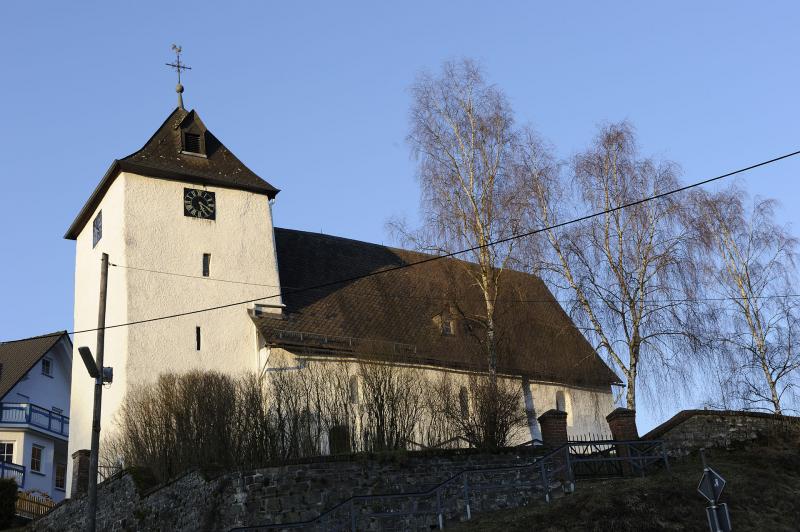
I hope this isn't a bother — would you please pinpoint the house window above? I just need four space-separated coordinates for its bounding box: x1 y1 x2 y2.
202 253 211 277
556 390 566 412
55 463 67 490
0 442 13 464
196 326 201 351
41 358 53 377
31 445 43 473
459 386 470 417
52 407 63 415
93 211 102 248
349 375 359 404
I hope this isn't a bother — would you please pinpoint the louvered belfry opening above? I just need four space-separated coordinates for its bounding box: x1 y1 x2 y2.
183 132 202 154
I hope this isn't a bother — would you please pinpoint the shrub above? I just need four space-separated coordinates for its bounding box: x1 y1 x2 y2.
0 478 17 529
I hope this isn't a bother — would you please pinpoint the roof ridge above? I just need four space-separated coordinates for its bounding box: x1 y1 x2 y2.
0 330 67 346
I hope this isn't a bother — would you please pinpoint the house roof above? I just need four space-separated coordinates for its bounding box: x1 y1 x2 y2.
253 228 622 389
65 107 279 240
0 331 69 400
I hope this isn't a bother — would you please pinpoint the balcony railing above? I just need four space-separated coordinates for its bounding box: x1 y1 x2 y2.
0 461 25 488
0 403 69 438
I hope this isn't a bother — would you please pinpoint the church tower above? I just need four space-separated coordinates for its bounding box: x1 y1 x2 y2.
64 91 282 494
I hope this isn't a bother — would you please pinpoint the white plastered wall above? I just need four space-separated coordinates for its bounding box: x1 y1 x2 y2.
263 348 615 445
67 172 282 495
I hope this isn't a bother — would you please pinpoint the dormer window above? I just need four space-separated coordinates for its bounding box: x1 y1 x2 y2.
441 319 455 336
181 130 206 156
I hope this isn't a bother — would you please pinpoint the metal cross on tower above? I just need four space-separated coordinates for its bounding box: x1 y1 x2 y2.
166 44 191 109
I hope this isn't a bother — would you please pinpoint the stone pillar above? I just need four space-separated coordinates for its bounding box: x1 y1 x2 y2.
606 408 638 475
71 449 90 497
606 408 638 440
537 409 568 448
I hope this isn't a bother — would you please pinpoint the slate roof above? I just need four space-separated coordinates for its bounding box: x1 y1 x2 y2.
253 229 622 389
65 107 278 240
0 331 69 399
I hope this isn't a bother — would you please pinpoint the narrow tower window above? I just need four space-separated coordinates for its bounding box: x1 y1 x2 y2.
202 253 211 277
196 326 201 351
92 211 102 248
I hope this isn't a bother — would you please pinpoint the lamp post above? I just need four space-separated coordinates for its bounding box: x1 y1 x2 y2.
78 346 112 532
82 250 112 532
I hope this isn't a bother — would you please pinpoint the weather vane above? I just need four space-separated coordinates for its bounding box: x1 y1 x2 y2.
166 44 191 109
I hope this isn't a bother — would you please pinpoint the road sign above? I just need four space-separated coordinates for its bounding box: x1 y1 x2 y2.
698 467 726 503
706 502 731 532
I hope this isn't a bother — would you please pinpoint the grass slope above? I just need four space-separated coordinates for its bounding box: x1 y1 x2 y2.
452 436 800 531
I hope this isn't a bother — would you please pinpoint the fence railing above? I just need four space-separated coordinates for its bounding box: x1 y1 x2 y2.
568 439 670 478
15 491 55 520
0 403 69 438
231 439 668 531
0 462 25 488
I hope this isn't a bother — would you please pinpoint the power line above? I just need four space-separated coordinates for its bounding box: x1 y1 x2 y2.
3 148 800 344
109 261 800 306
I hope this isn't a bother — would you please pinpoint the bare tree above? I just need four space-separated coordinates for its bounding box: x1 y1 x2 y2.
518 122 697 410
399 59 526 377
433 373 526 449
691 187 800 413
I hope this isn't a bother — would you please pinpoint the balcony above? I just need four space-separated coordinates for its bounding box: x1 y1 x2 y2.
0 461 25 488
0 403 69 438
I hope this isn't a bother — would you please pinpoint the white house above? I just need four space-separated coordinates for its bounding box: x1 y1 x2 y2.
64 94 621 495
0 331 72 502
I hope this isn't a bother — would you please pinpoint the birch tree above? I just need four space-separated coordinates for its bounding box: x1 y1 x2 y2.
691 187 800 413
400 59 526 376
518 122 697 410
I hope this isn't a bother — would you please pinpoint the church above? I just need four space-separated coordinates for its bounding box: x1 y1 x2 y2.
63 81 621 495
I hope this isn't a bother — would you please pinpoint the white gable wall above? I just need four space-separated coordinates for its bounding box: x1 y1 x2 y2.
4 336 72 413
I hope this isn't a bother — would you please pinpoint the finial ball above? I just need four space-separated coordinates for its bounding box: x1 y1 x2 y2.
176 83 184 94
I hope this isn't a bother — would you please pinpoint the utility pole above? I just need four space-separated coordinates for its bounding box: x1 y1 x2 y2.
86 252 109 532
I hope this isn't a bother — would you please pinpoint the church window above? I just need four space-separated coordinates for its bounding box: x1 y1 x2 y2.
196 327 202 351
0 442 13 463
30 445 43 473
92 211 102 248
459 386 469 417
556 390 566 412
55 463 67 490
202 253 211 277
349 375 359 404
41 358 52 377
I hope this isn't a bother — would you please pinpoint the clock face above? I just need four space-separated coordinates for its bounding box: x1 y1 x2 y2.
184 188 216 220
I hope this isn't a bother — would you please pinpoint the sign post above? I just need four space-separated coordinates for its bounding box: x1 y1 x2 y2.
697 449 731 532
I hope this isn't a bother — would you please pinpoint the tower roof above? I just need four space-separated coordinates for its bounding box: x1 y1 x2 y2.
65 107 279 240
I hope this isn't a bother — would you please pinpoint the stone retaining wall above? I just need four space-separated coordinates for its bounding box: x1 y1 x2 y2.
643 409 800 455
30 448 548 531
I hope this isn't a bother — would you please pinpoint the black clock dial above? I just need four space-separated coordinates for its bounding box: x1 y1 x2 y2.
184 188 216 220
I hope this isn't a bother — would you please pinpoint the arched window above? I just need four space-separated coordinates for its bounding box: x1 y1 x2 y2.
556 390 566 412
459 386 470 417
349 375 359 404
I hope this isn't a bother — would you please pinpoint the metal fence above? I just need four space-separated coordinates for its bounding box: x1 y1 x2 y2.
230 439 668 531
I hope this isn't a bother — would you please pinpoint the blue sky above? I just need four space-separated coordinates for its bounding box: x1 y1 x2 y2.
2 2 800 430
